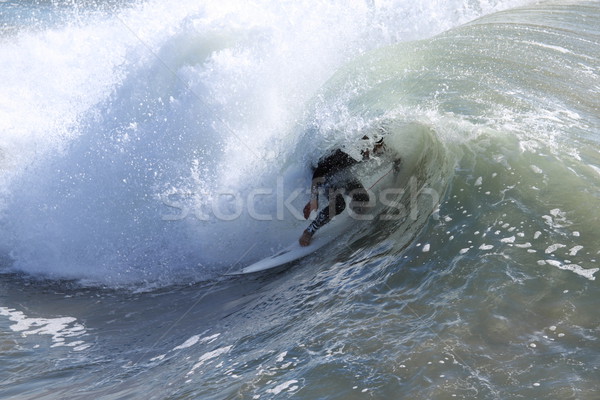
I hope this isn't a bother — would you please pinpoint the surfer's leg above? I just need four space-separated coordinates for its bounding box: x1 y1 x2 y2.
300 187 346 247
306 192 345 235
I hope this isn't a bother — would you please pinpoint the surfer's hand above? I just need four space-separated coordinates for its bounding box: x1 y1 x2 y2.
303 201 312 219
299 230 313 247
303 199 318 219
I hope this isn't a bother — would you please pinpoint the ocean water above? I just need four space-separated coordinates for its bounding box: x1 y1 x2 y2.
1 0 599 398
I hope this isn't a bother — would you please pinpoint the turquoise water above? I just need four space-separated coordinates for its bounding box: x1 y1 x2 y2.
1 0 599 398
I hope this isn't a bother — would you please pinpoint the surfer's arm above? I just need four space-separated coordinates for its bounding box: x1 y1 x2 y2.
303 160 331 219
303 173 322 219
303 181 319 219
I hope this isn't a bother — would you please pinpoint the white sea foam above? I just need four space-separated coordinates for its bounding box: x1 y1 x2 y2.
276 351 288 363
568 245 583 256
538 260 598 281
187 345 233 376
521 41 573 54
530 165 543 174
266 380 299 395
174 333 221 351
545 244 566 254
174 335 201 350
515 242 532 248
0 306 88 350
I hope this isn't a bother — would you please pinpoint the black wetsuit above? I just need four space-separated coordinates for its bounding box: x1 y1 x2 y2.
306 149 369 235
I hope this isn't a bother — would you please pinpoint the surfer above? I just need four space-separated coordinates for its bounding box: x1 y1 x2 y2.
299 136 386 246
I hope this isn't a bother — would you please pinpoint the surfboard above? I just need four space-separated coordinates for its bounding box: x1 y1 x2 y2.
228 160 397 275
231 212 352 275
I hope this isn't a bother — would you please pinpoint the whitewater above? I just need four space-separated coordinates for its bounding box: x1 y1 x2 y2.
1 0 599 399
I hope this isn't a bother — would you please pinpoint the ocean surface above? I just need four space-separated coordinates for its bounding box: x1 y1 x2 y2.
1 0 599 398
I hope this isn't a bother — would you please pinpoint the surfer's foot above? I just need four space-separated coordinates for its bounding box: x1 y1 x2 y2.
299 230 313 247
